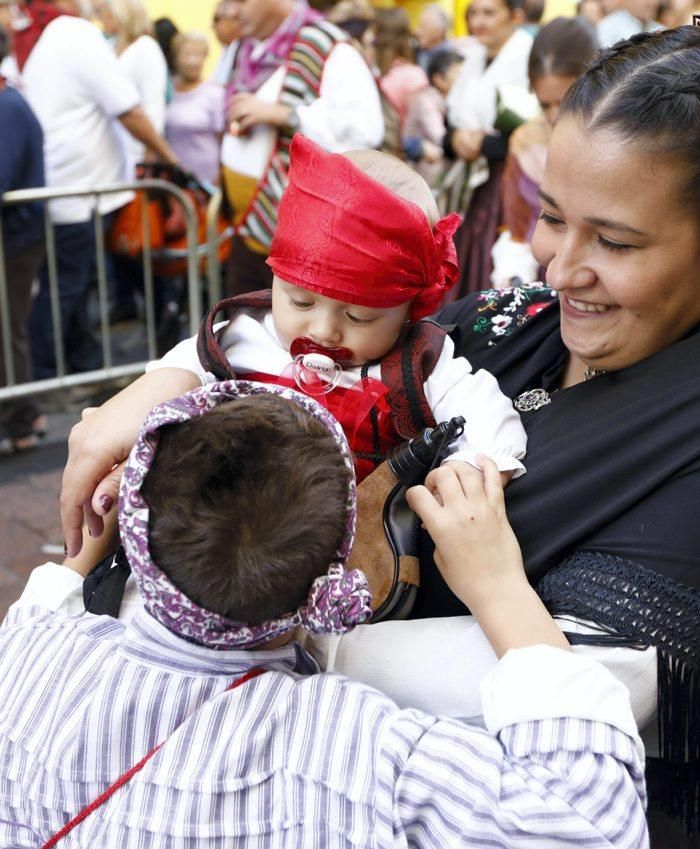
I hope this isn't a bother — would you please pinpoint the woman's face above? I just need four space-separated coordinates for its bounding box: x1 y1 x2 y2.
467 0 518 57
94 1 118 36
532 73 578 128
175 42 208 82
531 116 700 374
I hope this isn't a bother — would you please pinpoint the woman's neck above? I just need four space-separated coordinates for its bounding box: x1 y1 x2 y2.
486 28 514 59
560 353 588 389
115 37 131 56
175 77 203 92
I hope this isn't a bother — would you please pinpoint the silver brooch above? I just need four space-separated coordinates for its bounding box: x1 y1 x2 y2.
514 388 552 412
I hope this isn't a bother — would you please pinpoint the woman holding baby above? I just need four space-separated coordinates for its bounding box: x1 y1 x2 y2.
60 25 700 842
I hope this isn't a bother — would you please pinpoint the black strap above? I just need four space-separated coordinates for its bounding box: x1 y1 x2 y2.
83 547 132 617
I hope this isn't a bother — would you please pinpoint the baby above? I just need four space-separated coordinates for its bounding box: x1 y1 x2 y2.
151 134 526 482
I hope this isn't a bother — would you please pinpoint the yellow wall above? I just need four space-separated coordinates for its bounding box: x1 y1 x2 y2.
144 0 219 72
143 0 578 60
145 0 212 32
429 0 577 35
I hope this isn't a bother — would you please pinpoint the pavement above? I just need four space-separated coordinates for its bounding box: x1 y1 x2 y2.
0 407 73 616
0 383 129 618
0 319 150 618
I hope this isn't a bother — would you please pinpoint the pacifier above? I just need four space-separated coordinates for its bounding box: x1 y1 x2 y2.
290 337 353 366
292 353 343 395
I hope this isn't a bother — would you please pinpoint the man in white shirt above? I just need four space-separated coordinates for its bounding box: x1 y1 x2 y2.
220 0 383 295
19 0 177 379
597 0 664 46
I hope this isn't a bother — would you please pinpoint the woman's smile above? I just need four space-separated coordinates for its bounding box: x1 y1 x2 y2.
562 296 616 315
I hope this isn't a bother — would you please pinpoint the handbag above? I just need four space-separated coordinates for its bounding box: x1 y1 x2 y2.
106 187 166 256
106 164 232 278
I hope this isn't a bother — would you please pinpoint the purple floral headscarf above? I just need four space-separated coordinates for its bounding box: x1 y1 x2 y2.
119 380 372 649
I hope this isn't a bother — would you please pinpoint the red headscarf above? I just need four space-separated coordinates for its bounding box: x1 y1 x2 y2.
267 136 461 321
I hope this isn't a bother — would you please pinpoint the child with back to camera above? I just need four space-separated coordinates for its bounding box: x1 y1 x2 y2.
0 380 648 846
60 133 527 553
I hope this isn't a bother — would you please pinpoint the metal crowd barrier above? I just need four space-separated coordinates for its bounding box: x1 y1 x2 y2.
0 180 231 403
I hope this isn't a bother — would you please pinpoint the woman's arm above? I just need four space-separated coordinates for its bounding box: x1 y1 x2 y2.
407 458 569 656
395 459 647 846
61 368 200 557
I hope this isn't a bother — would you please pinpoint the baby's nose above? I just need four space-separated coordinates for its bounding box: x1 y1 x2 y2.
310 315 342 344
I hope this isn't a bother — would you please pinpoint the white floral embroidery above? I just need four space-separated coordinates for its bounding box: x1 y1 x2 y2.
491 314 513 335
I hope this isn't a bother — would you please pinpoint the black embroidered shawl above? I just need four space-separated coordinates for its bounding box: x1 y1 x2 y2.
418 284 700 832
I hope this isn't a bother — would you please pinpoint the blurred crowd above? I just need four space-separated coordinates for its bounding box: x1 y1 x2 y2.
0 0 697 454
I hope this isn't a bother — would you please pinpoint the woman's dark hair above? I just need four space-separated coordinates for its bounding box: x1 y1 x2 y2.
427 48 464 83
523 0 545 23
373 8 414 77
154 16 179 73
561 26 700 218
528 16 599 85
0 26 8 65
338 18 372 41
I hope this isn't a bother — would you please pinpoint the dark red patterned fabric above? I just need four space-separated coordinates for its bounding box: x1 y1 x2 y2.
266 135 461 321
380 321 444 438
242 369 396 483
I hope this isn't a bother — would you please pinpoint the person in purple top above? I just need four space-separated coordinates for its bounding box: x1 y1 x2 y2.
165 31 226 189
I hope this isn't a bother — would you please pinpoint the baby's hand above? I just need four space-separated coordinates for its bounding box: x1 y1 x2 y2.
406 456 525 611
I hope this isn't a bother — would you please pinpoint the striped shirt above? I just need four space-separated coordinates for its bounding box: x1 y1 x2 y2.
0 565 649 848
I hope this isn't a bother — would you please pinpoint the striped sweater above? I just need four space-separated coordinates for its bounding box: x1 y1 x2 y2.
0 566 649 848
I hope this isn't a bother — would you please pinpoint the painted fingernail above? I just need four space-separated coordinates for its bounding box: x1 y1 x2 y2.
99 495 114 513
64 542 68 556
88 528 94 537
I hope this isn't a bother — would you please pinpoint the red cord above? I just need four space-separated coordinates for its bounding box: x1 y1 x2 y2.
41 667 267 849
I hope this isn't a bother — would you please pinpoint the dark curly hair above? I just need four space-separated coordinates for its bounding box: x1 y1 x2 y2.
141 395 351 624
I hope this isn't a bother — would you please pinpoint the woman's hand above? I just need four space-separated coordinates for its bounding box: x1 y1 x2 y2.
421 139 443 163
60 369 200 557
407 458 524 609
407 457 570 657
452 128 486 162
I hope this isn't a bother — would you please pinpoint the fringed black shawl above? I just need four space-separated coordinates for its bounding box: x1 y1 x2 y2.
417 285 700 832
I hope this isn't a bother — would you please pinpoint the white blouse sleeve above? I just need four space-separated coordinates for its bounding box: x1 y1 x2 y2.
297 42 384 152
145 328 215 384
424 334 527 476
133 37 167 133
